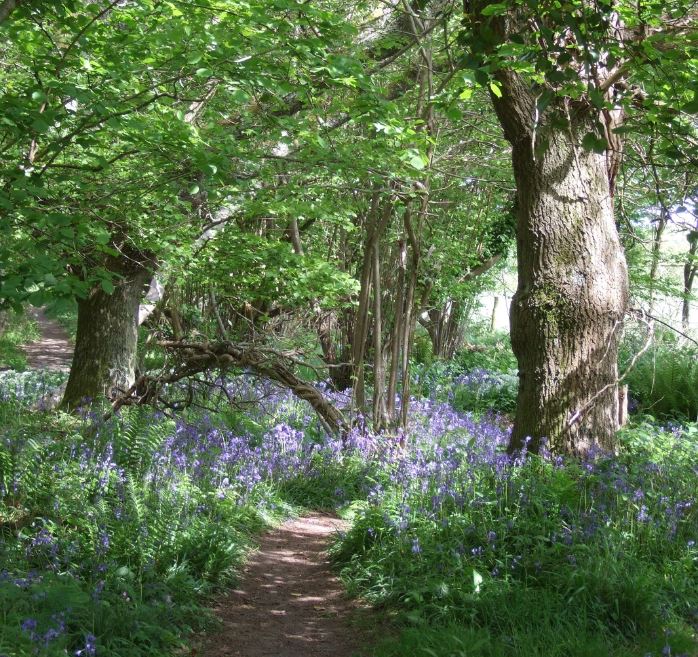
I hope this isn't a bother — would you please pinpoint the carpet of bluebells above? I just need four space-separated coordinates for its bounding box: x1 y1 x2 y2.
0 370 697 657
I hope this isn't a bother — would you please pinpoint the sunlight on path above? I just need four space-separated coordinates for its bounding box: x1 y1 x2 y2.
201 514 364 657
23 308 73 371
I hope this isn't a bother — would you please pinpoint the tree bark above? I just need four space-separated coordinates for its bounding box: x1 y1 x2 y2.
0 0 18 25
61 262 152 409
648 207 668 314
492 73 629 455
372 240 389 430
351 195 391 415
386 239 407 419
683 229 698 331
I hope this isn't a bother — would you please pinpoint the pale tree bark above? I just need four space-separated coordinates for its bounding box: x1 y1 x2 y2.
399 206 423 433
386 238 407 418
491 71 629 455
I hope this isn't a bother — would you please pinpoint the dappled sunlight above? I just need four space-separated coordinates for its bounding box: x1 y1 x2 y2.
204 514 363 657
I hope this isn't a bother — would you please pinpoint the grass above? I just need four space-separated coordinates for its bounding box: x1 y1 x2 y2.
1 355 697 657
0 311 40 371
0 379 307 656
329 418 698 657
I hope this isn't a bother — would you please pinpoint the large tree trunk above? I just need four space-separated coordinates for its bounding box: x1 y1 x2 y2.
493 74 629 455
61 262 152 409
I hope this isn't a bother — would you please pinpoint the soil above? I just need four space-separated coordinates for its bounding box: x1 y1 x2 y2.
23 308 73 371
200 513 368 657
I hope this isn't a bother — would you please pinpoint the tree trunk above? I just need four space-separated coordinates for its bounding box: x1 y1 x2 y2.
490 296 500 332
372 240 388 430
386 239 407 419
682 229 697 331
351 195 391 416
648 207 668 314
493 74 629 455
0 0 18 25
61 263 152 409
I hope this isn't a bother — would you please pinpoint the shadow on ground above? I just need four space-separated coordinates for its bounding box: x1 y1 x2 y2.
201 514 368 657
23 308 73 371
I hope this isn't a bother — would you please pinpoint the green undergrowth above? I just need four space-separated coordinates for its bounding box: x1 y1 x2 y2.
279 454 384 510
0 396 296 656
0 311 39 371
621 328 698 421
331 419 698 657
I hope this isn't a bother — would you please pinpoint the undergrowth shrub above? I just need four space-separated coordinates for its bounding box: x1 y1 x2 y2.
413 362 518 415
0 405 276 656
0 311 40 371
331 418 698 657
620 329 698 420
456 329 517 373
450 369 518 414
0 375 381 657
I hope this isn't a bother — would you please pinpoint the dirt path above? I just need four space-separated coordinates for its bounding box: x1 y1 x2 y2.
201 513 366 657
23 308 73 371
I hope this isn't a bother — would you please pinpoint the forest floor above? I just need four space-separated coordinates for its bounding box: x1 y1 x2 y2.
23 307 73 370
199 513 369 657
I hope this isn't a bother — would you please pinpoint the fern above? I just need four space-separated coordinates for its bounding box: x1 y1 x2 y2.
623 338 698 420
113 408 174 479
0 441 13 496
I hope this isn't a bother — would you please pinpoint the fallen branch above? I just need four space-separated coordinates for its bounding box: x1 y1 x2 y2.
107 340 348 436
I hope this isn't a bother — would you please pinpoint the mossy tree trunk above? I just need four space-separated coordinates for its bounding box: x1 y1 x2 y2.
492 72 629 455
61 259 153 409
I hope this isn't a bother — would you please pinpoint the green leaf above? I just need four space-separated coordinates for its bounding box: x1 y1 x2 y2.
581 132 608 154
31 118 50 133
481 3 508 16
473 569 483 593
683 92 698 114
407 151 427 170
100 279 115 294
459 87 473 101
445 105 463 122
589 88 605 109
489 81 503 98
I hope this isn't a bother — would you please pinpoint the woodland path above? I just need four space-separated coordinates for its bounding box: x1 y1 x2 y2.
23 307 73 371
201 513 366 657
